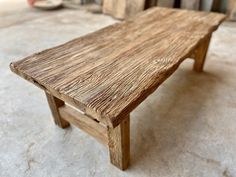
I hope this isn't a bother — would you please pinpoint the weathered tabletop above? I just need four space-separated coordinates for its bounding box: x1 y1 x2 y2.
10 7 225 127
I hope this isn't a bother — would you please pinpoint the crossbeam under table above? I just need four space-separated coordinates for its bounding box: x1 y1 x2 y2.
46 92 130 170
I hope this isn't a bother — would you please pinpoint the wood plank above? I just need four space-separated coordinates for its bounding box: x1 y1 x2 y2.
102 0 145 19
45 92 70 128
59 105 108 145
108 115 130 170
10 8 226 128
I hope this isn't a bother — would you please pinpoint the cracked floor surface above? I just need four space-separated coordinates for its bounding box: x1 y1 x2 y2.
0 0 236 176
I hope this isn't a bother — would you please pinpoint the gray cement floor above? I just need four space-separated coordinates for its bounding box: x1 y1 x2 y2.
1 1 236 177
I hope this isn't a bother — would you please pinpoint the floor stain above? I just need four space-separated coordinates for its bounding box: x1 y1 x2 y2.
24 142 38 173
186 150 221 166
223 168 235 177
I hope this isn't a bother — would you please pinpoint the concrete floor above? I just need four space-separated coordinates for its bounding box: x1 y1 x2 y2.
1 1 236 177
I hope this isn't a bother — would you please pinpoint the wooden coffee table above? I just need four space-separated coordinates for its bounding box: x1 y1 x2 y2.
10 7 225 170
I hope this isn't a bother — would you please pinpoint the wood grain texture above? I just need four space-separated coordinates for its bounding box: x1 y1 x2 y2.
45 92 70 128
10 7 226 128
59 105 108 145
108 115 130 170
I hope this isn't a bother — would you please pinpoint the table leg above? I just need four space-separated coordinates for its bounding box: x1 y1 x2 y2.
107 115 130 170
45 92 70 128
193 34 212 72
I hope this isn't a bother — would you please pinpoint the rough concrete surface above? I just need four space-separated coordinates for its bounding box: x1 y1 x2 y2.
0 1 236 177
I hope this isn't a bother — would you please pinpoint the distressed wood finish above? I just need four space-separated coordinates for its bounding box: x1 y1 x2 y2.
10 7 226 171
108 116 130 170
59 105 108 145
10 8 226 128
45 92 70 128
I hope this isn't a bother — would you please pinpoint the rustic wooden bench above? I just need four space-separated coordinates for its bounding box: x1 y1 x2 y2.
10 7 225 170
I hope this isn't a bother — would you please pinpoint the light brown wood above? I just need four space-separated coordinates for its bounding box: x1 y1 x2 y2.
10 8 226 128
108 115 130 170
102 0 145 19
59 105 108 145
193 34 212 72
9 7 226 171
45 92 70 128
